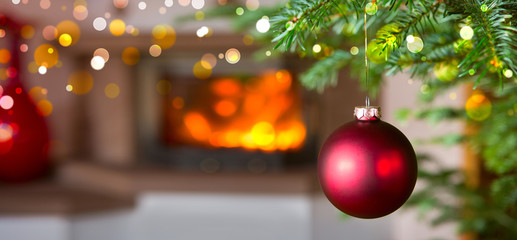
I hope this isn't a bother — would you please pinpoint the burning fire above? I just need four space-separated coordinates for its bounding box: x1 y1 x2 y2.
164 69 306 151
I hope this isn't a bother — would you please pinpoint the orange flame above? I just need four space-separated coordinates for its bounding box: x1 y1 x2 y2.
167 69 306 151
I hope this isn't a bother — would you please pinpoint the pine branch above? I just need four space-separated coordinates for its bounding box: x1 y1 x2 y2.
457 0 517 86
299 49 352 92
270 0 360 51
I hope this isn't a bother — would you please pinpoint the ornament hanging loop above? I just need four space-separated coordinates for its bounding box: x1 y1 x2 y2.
364 6 370 108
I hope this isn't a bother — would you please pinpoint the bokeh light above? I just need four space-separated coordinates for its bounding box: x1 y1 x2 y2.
21 25 35 39
29 86 47 102
313 44 322 53
256 17 270 33
34 44 59 68
73 5 88 21
406 35 424 53
68 70 94 95
236 7 244 15
503 69 513 78
0 49 11 64
246 0 259 10
178 0 190 7
243 34 254 45
40 0 51 9
434 61 459 82
38 66 47 75
193 61 212 79
6 67 17 79
214 100 237 117
152 25 176 49
59 33 73 47
251 122 275 147
156 80 172 95
0 95 14 110
350 46 359 55
225 48 240 64
122 47 140 65
110 19 126 36
113 0 128 8
36 99 53 116
192 0 204 9
165 0 173 7
201 53 217 68
93 48 110 63
138 1 147 10
466 91 492 121
105 83 120 99
159 7 167 14
0 124 14 154
42 25 57 41
56 20 81 46
172 97 184 109
460 26 474 40
91 56 105 70
149 44 162 57
20 44 29 53
196 26 209 38
93 17 107 31
195 11 205 20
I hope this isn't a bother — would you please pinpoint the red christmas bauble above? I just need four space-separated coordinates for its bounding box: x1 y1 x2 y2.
318 106 417 219
0 78 50 182
0 17 50 182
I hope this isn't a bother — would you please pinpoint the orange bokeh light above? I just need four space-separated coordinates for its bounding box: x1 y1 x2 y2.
214 100 237 117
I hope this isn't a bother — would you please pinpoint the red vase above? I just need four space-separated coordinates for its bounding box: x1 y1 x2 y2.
0 15 50 182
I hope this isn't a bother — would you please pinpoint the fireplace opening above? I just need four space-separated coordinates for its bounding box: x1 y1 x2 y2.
162 69 306 152
136 43 318 173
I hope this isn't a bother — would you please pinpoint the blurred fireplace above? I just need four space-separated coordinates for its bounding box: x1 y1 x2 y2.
135 37 318 172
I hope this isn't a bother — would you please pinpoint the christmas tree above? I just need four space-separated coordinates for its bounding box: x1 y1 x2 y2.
200 0 517 238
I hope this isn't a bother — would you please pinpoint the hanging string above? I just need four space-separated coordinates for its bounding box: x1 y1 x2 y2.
364 9 370 108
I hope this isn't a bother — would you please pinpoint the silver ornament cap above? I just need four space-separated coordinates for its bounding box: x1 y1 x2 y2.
354 106 381 121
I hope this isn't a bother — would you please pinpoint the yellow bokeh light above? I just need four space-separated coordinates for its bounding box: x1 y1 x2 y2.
21 25 35 39
59 34 73 47
251 122 275 147
109 19 126 36
122 47 140 65
152 25 176 49
27 62 38 74
243 34 254 45
465 91 492 121
68 70 94 95
156 80 172 95
56 20 81 46
193 61 212 79
105 83 120 99
37 100 53 116
34 44 59 68
225 48 240 64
